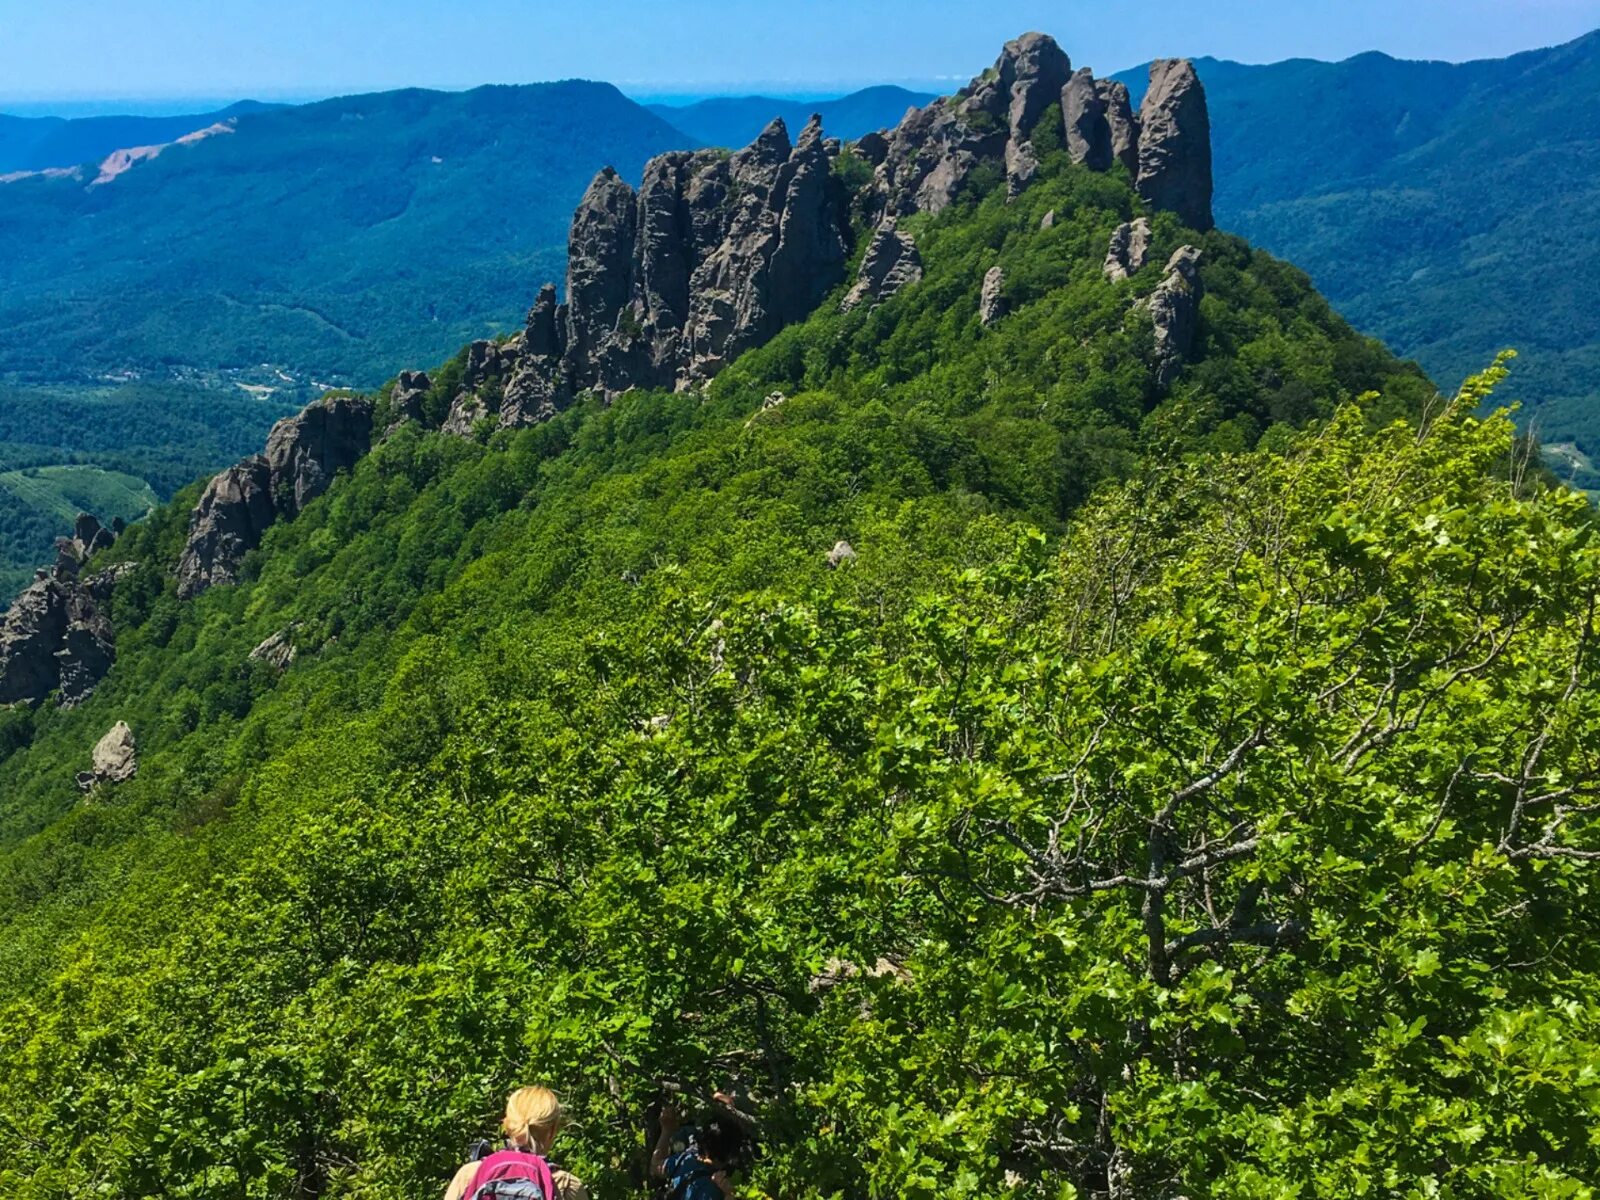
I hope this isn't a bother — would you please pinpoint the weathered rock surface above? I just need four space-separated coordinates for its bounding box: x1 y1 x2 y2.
1104 218 1154 282
842 221 923 312
263 393 374 517
176 458 274 599
385 370 431 435
980 266 1008 326
1000 31 1073 142
249 628 297 672
1063 68 1111 170
1098 80 1141 176
1137 59 1214 232
827 540 857 568
1144 245 1205 388
77 720 137 792
178 393 373 599
0 556 123 707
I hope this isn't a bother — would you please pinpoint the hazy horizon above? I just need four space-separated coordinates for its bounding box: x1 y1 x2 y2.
4 0 1598 119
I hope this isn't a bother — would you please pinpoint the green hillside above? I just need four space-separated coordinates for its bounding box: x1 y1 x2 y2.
0 81 692 388
1117 31 1600 474
0 381 298 601
2 138 1597 1200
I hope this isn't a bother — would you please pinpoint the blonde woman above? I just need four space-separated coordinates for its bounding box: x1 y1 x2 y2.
443 1086 590 1200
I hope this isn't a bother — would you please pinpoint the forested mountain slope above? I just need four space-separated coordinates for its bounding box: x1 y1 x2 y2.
1118 30 1600 473
1 33 1596 1200
0 81 691 387
0 101 279 174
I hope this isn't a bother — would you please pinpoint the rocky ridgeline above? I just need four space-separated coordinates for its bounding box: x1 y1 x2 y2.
147 33 1213 615
0 515 130 707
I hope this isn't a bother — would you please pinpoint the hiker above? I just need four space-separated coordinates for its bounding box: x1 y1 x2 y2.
650 1100 745 1199
443 1086 590 1200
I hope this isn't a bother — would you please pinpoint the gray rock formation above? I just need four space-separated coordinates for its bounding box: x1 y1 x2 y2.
1137 60 1214 232
1005 137 1039 199
0 560 122 707
249 628 297 672
77 721 137 793
1000 32 1073 142
385 370 431 435
263 393 374 518
980 266 1008 326
827 540 857 568
175 458 274 599
1104 218 1154 282
1040 209 1056 230
842 221 923 312
1098 80 1141 176
511 115 849 399
177 393 373 599
1063 68 1111 170
1144 245 1205 388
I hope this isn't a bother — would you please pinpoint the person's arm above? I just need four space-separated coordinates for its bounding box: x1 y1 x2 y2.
651 1105 682 1180
443 1161 477 1200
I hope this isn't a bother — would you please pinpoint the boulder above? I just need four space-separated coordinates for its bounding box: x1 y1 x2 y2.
1040 209 1056 230
841 221 923 312
980 266 1008 326
1145 245 1205 388
1137 60 1214 231
77 720 136 792
827 540 857 568
1104 218 1153 282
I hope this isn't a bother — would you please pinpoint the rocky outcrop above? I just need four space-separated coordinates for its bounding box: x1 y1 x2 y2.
980 266 1008 326
1137 60 1214 232
1104 218 1153 282
842 221 923 312
827 540 857 568
177 393 373 599
1144 246 1205 388
1063 68 1111 171
263 393 373 517
175 458 275 599
249 628 297 672
867 35 1211 235
0 555 124 708
1098 80 1140 176
385 370 431 435
485 115 852 401
76 721 136 792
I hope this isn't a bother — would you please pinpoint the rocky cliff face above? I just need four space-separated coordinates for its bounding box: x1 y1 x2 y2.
0 515 125 707
165 31 1216 604
177 394 373 599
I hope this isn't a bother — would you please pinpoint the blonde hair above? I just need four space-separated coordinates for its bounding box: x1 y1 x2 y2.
503 1086 563 1154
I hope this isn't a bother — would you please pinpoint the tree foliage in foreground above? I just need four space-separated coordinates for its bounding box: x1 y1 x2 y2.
2 370 1598 1198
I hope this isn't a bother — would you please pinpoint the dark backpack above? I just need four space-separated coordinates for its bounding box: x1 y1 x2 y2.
465 1148 559 1200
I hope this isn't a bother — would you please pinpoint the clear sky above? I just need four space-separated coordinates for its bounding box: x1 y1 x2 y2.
3 0 1599 106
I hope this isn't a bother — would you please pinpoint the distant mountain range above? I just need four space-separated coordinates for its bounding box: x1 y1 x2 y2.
1116 28 1600 471
0 101 279 174
0 81 689 388
646 85 935 148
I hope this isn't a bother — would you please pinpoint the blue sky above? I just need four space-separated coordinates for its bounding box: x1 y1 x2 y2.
3 0 1600 106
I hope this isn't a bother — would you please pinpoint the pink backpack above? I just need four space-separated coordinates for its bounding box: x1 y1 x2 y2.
467 1149 559 1200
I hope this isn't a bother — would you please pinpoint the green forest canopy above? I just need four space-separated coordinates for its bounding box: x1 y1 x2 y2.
0 149 1594 1198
